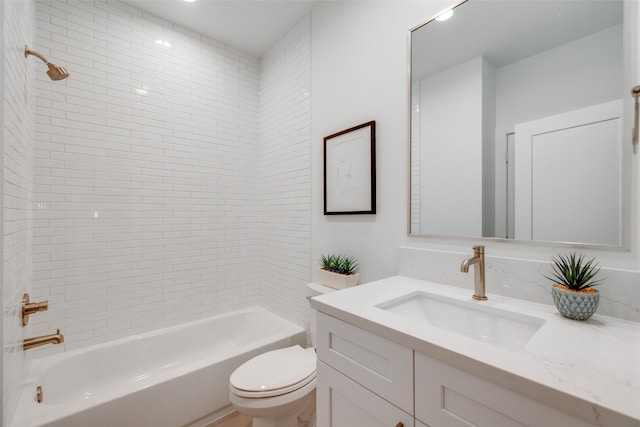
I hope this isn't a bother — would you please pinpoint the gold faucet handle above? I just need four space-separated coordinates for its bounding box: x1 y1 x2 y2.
472 245 485 255
22 293 49 326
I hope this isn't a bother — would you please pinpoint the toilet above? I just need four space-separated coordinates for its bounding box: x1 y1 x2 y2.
228 282 334 427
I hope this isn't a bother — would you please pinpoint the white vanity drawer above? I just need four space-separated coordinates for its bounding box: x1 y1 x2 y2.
415 353 597 427
316 312 414 414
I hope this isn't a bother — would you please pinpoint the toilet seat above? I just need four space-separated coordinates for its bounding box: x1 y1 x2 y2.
229 345 316 399
229 377 317 417
230 371 316 398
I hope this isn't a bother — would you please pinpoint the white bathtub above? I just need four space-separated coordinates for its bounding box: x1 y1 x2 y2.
12 306 306 427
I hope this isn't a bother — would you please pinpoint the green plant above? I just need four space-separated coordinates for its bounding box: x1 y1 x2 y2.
320 254 359 275
544 253 603 291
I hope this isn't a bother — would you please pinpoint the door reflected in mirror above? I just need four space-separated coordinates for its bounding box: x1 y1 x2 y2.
410 0 628 248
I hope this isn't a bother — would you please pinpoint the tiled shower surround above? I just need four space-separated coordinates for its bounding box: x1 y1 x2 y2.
257 15 312 326
31 0 311 354
2 0 36 424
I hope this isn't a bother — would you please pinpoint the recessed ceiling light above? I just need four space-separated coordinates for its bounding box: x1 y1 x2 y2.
184 0 196 2
435 9 454 22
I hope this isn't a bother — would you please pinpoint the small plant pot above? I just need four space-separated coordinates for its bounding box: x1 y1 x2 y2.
551 285 600 320
318 269 360 290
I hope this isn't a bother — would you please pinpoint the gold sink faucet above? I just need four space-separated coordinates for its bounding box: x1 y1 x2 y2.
460 245 487 301
23 329 64 351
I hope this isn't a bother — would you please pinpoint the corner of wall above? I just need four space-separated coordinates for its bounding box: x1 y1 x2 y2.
258 13 312 330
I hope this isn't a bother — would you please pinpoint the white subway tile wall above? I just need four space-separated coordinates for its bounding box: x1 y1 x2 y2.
258 15 312 330
2 0 36 423
31 0 312 355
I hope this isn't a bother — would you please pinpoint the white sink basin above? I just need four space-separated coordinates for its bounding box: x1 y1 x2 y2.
376 291 545 351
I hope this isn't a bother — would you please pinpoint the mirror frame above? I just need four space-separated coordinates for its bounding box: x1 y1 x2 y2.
407 0 632 251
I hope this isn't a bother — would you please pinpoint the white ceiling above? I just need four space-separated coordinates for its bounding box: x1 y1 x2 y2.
412 0 623 80
122 0 320 57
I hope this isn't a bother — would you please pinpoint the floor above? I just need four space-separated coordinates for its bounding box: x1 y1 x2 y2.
208 406 315 427
210 412 252 427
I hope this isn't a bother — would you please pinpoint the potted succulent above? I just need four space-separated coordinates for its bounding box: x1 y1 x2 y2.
544 253 603 320
318 254 360 290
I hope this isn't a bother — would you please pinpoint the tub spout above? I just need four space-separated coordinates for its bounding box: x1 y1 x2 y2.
24 329 64 351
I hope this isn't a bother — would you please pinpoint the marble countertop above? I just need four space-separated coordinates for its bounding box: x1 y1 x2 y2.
310 276 640 427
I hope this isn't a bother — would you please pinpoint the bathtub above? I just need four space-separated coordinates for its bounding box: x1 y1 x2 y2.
12 306 306 427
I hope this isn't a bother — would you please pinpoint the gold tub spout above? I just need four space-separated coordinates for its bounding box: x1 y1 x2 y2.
23 329 64 351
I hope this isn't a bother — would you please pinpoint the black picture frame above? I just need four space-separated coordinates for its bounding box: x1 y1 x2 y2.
323 121 376 215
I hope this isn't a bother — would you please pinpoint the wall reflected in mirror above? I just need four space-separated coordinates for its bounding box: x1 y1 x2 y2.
410 0 626 247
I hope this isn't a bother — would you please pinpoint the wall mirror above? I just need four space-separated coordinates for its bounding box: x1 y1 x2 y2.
409 0 630 248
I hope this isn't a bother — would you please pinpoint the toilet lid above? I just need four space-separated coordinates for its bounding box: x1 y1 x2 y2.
230 345 316 394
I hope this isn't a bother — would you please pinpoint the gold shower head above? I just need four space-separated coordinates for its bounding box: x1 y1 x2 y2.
24 45 69 81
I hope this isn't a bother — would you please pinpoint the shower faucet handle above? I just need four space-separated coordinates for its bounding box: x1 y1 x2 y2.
22 293 49 326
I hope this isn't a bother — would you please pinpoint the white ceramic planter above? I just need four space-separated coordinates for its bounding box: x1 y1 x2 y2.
318 269 360 290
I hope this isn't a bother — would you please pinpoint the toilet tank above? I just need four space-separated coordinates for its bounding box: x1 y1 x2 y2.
307 282 336 347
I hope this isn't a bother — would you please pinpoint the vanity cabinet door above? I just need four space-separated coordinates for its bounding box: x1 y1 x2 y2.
317 361 414 427
415 353 597 427
316 312 414 413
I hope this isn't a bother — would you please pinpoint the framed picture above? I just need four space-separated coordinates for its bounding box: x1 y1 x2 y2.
324 121 376 215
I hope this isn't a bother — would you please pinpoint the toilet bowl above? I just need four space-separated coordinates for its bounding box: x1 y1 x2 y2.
228 283 334 427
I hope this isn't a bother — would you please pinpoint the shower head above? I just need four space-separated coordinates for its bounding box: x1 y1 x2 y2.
24 45 69 81
45 63 70 81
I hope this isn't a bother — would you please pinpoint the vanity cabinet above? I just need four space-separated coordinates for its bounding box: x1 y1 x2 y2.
415 353 596 427
316 312 413 427
317 313 598 427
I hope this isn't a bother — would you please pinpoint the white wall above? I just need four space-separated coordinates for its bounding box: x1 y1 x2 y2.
1 1 36 424
419 57 483 237
32 0 261 355
495 25 623 134
311 1 447 284
493 25 623 236
258 15 312 330
30 0 313 359
312 0 640 300
481 57 496 238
